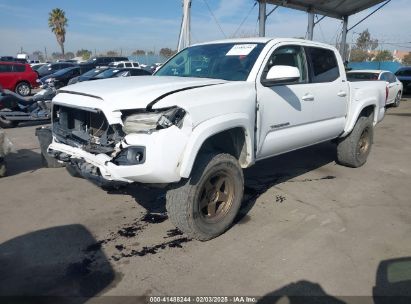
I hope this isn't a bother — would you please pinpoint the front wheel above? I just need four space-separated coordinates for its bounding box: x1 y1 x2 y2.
15 82 31 97
337 116 374 168
166 153 244 241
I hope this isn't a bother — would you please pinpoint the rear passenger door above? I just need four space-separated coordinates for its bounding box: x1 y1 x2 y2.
0 64 14 89
304 46 347 137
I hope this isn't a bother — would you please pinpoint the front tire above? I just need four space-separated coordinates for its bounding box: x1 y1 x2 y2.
15 82 31 97
166 153 244 241
337 116 373 168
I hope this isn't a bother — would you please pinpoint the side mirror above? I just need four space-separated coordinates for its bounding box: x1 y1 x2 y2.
263 65 301 86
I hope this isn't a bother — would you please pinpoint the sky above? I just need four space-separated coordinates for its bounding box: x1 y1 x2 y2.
0 0 410 56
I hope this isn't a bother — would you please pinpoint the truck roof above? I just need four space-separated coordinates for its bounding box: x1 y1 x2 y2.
347 70 388 74
192 37 338 50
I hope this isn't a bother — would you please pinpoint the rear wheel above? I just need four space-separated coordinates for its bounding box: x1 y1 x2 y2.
166 153 244 241
15 82 31 97
392 92 401 107
337 116 373 168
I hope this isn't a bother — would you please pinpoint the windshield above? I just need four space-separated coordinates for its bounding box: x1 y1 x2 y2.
155 43 265 81
347 72 379 81
52 67 76 77
81 68 107 78
92 68 121 79
37 64 53 74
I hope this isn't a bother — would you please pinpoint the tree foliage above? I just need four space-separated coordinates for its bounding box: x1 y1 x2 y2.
349 29 379 62
350 49 370 62
106 50 119 56
132 49 146 56
76 49 92 60
159 48 176 58
48 8 68 55
32 50 45 62
373 50 393 62
356 29 378 51
64 52 75 60
51 52 63 60
403 52 411 65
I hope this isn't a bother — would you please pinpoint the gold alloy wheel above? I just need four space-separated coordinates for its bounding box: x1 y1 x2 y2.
358 128 370 155
199 172 235 222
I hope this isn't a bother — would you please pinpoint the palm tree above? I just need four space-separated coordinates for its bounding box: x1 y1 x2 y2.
48 8 68 56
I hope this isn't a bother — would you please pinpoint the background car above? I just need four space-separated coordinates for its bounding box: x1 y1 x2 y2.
0 61 38 96
395 67 411 93
108 61 140 68
39 66 83 89
30 63 46 71
67 67 108 85
347 70 403 107
79 56 129 73
88 67 151 81
37 62 77 78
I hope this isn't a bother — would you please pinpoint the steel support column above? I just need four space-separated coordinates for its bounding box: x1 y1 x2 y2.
258 0 266 37
340 15 349 62
307 11 315 40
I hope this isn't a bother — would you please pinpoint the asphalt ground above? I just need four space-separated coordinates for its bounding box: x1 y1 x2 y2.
0 96 410 303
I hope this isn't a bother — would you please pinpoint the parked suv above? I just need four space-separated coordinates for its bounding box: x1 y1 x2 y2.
108 61 140 68
395 67 411 93
0 61 38 96
39 66 83 89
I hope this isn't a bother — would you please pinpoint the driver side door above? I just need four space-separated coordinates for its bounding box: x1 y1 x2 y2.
255 44 318 159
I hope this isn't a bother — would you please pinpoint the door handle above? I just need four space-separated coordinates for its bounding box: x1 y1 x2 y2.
302 94 314 101
337 91 347 97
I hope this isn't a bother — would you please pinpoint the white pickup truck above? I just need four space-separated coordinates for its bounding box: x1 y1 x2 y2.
49 38 387 240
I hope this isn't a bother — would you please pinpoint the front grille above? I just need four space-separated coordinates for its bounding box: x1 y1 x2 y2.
52 105 123 154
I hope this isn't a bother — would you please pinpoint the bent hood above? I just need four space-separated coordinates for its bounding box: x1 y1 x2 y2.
54 76 226 110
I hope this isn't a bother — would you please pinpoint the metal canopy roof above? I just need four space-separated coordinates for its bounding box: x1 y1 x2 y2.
264 0 386 19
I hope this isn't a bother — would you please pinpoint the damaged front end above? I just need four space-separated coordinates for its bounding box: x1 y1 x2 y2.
49 103 189 186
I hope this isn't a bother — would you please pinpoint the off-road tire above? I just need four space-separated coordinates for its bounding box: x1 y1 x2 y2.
15 82 31 97
337 116 373 168
166 153 244 241
392 92 401 108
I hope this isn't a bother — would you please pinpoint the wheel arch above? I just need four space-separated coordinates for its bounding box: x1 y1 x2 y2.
179 113 254 178
342 102 377 138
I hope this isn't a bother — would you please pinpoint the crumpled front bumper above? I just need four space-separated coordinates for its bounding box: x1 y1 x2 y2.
48 125 190 185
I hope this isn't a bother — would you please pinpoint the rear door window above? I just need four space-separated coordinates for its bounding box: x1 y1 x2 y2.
0 64 12 73
306 47 340 83
12 65 26 72
125 62 132 67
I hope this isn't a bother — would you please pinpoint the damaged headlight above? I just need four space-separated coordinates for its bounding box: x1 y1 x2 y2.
122 107 186 134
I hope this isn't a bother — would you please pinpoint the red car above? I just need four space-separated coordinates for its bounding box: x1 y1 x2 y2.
0 61 38 96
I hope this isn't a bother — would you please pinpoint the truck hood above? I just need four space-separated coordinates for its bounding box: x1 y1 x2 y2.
58 76 227 110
